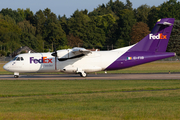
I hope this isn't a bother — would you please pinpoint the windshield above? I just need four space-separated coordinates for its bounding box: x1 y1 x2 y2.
12 57 24 61
13 57 17 61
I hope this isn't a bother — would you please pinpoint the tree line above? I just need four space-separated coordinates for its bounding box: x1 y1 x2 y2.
0 0 180 56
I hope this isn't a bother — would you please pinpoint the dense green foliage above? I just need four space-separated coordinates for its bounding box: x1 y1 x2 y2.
1 0 180 55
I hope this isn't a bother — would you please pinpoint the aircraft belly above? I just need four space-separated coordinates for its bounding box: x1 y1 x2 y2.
58 54 102 73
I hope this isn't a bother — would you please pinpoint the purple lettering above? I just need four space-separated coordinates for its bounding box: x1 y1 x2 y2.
34 59 39 64
30 57 53 64
39 57 43 63
30 57 34 63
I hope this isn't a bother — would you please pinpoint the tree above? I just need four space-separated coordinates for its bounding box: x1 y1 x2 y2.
88 4 113 17
125 0 133 10
34 10 46 35
46 22 67 48
67 33 83 47
68 10 106 48
117 9 136 46
134 4 151 24
18 20 43 52
18 20 36 35
130 22 150 44
147 6 160 30
95 14 116 34
106 0 125 14
167 20 180 55
0 17 21 37
0 18 21 46
58 15 68 34
34 8 67 49
159 0 180 19
0 8 23 23
1 32 21 51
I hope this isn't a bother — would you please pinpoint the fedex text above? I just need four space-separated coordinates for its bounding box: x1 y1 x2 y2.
30 57 52 64
149 33 167 40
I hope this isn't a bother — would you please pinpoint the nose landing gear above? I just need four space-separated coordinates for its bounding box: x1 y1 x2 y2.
14 72 19 78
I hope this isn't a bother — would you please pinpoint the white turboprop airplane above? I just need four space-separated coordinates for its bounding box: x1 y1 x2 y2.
3 18 176 78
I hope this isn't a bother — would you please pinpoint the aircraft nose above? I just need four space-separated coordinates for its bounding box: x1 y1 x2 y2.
3 64 9 71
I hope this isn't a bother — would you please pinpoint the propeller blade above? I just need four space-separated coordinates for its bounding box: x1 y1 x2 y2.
51 44 57 57
51 52 57 57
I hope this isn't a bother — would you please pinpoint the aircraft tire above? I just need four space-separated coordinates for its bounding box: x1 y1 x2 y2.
80 72 87 77
14 75 19 78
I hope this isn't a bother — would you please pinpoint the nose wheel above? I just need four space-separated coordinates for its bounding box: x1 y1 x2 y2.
14 72 19 78
14 75 19 78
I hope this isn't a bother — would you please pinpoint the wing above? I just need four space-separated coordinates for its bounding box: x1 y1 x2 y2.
58 47 91 61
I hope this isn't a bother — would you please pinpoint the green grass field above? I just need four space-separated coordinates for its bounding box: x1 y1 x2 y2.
0 80 179 120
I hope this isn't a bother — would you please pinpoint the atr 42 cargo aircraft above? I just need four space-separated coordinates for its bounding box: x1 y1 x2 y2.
3 18 176 78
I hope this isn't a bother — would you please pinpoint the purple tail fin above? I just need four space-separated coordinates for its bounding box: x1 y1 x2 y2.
129 18 175 52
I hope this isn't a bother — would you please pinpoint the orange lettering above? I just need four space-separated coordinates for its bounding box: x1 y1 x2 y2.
43 57 47 63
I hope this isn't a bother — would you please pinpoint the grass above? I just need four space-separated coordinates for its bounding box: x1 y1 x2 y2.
0 80 179 119
1 61 180 75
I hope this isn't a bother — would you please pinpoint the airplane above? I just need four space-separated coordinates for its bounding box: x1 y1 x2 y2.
3 18 176 78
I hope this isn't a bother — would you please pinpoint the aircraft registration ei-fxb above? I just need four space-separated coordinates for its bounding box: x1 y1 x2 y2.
3 18 176 78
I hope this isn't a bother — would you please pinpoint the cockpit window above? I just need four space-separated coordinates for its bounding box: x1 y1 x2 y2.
16 57 20 61
12 57 24 61
13 57 17 61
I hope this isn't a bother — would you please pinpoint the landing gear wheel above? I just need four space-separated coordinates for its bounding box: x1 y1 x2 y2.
14 72 19 78
14 75 19 78
80 72 87 77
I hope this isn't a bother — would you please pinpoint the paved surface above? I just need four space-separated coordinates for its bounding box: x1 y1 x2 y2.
0 73 180 80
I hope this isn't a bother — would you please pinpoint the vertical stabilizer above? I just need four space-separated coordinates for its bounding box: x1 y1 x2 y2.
129 18 175 52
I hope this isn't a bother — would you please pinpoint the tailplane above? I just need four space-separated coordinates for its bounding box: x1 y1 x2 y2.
129 18 175 52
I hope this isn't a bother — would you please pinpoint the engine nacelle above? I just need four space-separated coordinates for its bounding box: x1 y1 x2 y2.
56 49 75 59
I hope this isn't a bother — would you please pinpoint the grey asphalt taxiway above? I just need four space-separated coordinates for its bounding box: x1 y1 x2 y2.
1 73 180 80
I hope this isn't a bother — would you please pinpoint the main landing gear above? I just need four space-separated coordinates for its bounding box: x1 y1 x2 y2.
76 68 87 77
14 72 19 78
80 72 87 77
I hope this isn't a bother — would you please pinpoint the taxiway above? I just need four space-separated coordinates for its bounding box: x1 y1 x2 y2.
0 73 180 80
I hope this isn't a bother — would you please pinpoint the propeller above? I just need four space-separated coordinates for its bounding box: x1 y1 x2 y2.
51 45 57 70
51 45 57 57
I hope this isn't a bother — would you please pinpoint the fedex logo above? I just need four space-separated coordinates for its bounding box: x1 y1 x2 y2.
149 33 167 40
30 57 52 64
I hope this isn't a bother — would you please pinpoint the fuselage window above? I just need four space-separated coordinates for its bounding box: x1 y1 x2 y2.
21 57 24 61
